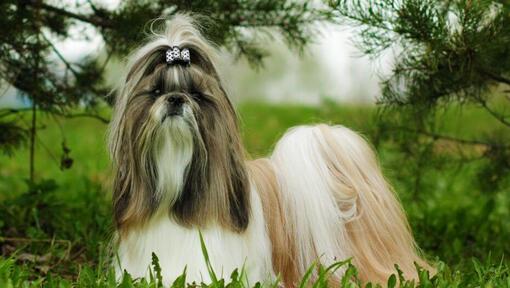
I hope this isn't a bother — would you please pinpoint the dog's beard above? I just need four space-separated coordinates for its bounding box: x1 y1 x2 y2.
151 103 195 211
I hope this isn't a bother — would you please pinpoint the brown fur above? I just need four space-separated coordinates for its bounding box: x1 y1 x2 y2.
109 15 434 286
108 20 251 235
248 159 299 287
317 125 434 283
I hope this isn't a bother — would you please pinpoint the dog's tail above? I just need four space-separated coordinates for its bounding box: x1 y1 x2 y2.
270 124 432 284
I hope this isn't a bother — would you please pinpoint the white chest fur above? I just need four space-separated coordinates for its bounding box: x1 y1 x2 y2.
115 188 274 286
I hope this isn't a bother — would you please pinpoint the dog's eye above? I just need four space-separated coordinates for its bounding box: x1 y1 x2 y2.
151 88 162 98
190 92 202 101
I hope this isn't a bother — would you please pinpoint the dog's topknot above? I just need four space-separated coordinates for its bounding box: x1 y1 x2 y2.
162 14 214 52
127 14 218 71
118 13 220 94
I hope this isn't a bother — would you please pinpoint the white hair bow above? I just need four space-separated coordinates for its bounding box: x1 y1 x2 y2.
165 46 191 65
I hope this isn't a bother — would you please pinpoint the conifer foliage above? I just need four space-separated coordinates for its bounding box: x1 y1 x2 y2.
330 0 510 191
0 0 331 179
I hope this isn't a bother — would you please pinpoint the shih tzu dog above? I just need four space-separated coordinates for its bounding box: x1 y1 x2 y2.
108 14 432 286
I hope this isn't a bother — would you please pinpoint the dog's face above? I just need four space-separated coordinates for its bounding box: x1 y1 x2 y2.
108 17 250 235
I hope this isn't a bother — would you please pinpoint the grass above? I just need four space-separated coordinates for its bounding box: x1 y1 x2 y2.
0 102 509 287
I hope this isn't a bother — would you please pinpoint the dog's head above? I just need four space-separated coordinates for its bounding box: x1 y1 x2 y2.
108 14 250 234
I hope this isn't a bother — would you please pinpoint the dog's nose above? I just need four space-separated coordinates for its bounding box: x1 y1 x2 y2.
166 94 185 116
167 95 185 107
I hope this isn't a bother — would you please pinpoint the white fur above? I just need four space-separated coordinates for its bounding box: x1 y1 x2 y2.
153 105 195 206
270 125 357 275
116 122 427 284
116 185 274 286
113 13 428 284
117 124 354 284
117 107 273 285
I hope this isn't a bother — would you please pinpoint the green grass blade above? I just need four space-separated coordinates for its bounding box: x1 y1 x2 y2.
199 230 219 284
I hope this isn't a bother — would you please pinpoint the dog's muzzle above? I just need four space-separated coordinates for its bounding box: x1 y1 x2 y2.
166 94 186 116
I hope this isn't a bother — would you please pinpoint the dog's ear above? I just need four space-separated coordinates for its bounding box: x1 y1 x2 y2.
112 164 138 231
220 95 251 231
109 111 159 233
109 39 168 233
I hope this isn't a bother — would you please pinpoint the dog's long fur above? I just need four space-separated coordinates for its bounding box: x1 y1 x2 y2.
109 14 433 286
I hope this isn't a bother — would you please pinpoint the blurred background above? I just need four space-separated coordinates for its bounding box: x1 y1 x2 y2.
0 0 509 286
0 17 382 107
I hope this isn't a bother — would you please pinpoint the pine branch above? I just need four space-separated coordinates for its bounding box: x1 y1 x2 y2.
481 70 510 86
25 0 112 28
41 33 79 77
29 101 36 182
0 108 32 118
58 112 110 124
333 11 393 32
0 108 110 124
394 126 510 149
85 0 100 14
478 99 510 127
